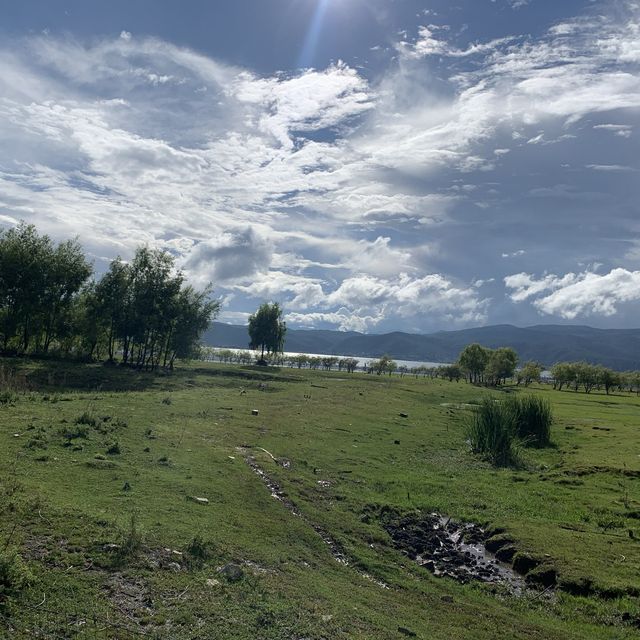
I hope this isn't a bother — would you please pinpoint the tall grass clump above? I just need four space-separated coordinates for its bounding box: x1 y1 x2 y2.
505 394 553 447
466 398 521 467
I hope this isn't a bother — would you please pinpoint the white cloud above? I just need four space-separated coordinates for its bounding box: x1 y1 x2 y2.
593 123 632 138
1 3 639 333
586 164 636 172
505 268 640 319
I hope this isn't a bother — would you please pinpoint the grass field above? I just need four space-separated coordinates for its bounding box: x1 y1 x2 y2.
1 359 639 639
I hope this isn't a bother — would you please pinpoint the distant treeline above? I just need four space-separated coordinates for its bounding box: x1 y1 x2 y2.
550 361 640 395
0 223 219 368
205 345 640 394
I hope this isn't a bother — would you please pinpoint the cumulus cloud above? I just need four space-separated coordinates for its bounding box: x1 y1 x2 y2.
505 268 640 319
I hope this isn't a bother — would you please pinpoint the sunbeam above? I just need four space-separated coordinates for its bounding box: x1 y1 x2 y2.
297 0 332 69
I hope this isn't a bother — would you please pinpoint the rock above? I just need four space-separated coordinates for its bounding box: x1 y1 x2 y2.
188 496 209 505
252 409 259 416
218 563 244 582
167 562 182 572
206 578 221 588
399 413 408 418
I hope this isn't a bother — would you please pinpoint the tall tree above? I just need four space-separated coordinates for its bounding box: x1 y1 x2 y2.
248 302 286 364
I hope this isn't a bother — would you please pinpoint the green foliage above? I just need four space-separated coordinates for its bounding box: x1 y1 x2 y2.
517 361 543 386
113 513 143 566
466 397 522 467
467 394 554 465
248 302 286 363
504 394 553 447
458 343 490 383
74 411 97 428
0 222 219 368
185 534 213 569
0 552 32 604
0 222 91 355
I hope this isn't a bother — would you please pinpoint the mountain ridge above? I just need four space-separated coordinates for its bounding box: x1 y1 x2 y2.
203 322 640 370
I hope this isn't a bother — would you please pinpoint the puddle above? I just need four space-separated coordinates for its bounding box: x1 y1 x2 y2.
377 509 524 591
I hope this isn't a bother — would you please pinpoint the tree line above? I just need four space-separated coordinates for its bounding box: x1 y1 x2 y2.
0 223 219 369
550 361 640 395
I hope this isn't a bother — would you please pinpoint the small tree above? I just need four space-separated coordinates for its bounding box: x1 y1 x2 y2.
248 302 286 365
458 343 489 384
517 361 543 387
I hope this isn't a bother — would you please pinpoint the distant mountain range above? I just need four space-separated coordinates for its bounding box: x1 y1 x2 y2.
203 322 640 371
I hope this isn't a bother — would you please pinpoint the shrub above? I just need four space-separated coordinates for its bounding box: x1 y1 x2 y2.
185 535 212 569
466 398 521 467
106 441 121 455
505 394 552 447
0 390 17 406
75 412 97 428
113 513 143 566
0 552 32 604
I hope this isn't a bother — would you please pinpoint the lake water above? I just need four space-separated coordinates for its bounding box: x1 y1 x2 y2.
206 346 449 370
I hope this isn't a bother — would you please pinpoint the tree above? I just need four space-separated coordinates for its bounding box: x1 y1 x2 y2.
248 302 286 365
517 361 543 387
551 362 574 391
458 343 489 384
596 366 619 395
485 347 518 386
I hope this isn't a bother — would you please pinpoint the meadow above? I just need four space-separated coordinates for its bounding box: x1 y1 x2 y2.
0 358 639 639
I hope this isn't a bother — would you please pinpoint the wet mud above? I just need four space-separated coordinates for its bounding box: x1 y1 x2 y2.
373 507 525 590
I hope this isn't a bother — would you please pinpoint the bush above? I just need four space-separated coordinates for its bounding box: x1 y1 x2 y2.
185 535 212 569
466 398 521 467
75 411 97 428
0 390 17 406
505 394 552 447
0 552 32 604
106 441 121 455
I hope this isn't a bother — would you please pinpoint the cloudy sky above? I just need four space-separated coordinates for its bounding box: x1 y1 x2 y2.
1 0 639 333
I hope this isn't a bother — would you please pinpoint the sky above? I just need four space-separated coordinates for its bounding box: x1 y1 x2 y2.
1 0 639 334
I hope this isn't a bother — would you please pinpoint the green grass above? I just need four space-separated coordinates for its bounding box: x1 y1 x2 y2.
0 358 639 638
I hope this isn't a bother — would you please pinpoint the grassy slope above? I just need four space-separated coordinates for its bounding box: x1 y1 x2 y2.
0 359 639 639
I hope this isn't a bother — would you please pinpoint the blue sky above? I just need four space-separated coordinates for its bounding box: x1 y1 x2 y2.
1 0 639 333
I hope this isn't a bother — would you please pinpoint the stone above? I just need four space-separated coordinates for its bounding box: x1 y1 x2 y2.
218 563 244 582
205 578 221 588
189 496 209 505
399 413 408 418
251 409 259 416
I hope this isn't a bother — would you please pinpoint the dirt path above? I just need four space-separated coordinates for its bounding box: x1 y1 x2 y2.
238 447 389 589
